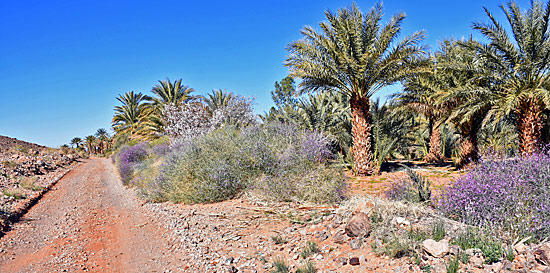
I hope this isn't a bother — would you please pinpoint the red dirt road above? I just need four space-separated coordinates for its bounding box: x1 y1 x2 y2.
0 158 181 273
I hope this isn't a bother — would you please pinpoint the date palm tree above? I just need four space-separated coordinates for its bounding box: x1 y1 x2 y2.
150 78 194 107
472 0 550 154
84 135 97 154
70 137 82 149
396 57 445 163
112 91 150 139
95 128 109 154
201 89 234 112
286 3 426 175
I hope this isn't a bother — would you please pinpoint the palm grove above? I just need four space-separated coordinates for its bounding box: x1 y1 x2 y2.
72 1 550 177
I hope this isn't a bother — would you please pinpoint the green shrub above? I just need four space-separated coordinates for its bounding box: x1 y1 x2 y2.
296 260 317 273
300 241 320 259
452 228 503 264
147 123 345 204
271 259 290 273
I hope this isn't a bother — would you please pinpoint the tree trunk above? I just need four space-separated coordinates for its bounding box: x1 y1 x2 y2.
425 125 444 163
456 119 482 169
518 100 544 155
350 95 375 176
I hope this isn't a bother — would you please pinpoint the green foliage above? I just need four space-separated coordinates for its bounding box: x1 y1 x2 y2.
431 221 446 242
385 169 431 203
2 189 24 199
19 176 42 191
300 241 320 259
271 259 290 273
446 256 460 273
296 261 317 273
452 228 503 264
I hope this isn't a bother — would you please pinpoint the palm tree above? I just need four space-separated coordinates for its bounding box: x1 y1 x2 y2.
396 57 445 163
472 0 550 154
70 137 82 149
150 78 194 107
433 39 493 168
85 135 97 154
112 91 150 139
95 128 109 154
201 89 234 112
286 3 425 175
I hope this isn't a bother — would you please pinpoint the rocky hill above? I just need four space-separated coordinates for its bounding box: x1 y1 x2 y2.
0 135 46 154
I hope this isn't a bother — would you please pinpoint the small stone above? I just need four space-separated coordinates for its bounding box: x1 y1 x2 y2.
332 230 347 244
344 212 371 238
470 255 484 268
336 257 347 265
422 239 449 258
349 257 360 266
350 238 362 250
515 242 528 254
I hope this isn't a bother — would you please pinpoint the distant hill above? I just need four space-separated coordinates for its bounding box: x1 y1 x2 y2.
0 135 46 154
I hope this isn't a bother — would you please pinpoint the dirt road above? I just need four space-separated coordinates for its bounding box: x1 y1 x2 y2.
0 158 181 273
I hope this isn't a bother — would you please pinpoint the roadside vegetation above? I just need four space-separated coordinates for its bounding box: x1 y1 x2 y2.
79 0 550 270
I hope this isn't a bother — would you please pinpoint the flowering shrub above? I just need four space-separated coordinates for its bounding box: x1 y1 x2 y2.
437 152 550 240
162 95 256 147
116 142 149 184
145 122 345 204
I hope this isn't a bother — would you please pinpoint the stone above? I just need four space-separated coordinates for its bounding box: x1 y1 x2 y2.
336 257 347 265
535 245 550 265
470 255 484 268
350 238 362 250
393 217 411 229
515 242 528 254
332 230 347 244
344 212 371 238
349 257 360 266
422 239 449 258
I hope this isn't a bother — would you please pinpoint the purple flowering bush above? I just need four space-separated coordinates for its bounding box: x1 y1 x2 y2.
116 142 150 184
437 152 550 240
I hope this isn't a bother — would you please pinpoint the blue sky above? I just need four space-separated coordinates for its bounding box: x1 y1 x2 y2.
0 0 531 147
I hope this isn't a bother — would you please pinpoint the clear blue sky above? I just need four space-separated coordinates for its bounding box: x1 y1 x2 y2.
0 0 530 147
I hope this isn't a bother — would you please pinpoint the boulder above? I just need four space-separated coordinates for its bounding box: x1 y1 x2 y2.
422 239 449 258
344 212 371 238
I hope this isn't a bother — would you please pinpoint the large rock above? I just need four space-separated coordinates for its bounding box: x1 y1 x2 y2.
344 212 371 238
422 239 449 258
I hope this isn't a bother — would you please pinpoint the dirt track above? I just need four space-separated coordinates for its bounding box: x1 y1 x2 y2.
0 158 181 273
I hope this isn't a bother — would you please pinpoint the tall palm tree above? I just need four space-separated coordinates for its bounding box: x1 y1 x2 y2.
396 57 445 163
112 91 150 139
472 0 550 154
201 89 234 112
286 3 426 175
70 137 82 149
150 78 194 107
95 128 109 154
433 39 493 168
85 135 97 154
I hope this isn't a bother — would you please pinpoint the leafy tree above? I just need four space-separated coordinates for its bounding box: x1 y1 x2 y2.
472 0 550 154
396 57 445 163
202 89 235 112
85 135 97 154
95 128 109 154
286 3 425 175
150 78 194 107
70 137 82 149
112 91 150 139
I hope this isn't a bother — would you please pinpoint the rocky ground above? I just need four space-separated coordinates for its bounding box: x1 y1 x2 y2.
0 136 78 233
0 156 549 272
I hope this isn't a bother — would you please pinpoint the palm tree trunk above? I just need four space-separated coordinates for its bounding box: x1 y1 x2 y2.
456 119 482 169
518 100 544 155
350 95 375 176
425 125 443 163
